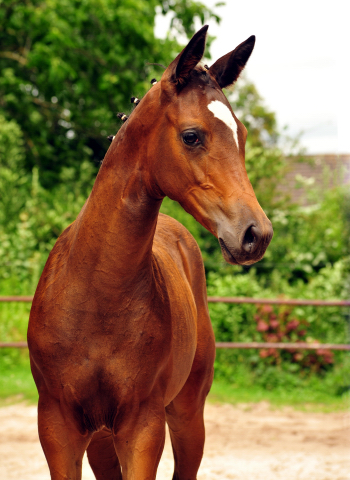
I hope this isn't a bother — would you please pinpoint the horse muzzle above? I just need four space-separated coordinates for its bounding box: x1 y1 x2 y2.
218 218 273 266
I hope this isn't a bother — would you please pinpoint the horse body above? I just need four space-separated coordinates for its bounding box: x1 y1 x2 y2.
28 26 272 480
30 212 211 413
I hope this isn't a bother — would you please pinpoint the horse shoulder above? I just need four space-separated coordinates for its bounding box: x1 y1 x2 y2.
153 214 215 398
154 213 207 296
152 213 211 334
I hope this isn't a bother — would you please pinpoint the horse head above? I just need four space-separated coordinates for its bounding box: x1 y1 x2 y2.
117 25 273 266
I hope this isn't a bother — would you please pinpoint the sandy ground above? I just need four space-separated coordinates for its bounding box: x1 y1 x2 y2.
0 401 349 480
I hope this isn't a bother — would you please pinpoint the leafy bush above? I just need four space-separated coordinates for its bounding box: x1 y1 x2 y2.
207 263 350 391
0 162 95 293
254 304 334 372
0 0 218 187
1 4 348 400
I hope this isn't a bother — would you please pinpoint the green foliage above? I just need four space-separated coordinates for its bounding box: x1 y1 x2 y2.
0 114 28 228
207 263 350 391
208 261 349 344
0 163 95 292
0 302 37 402
0 355 38 402
254 305 335 373
261 186 350 283
208 378 350 411
0 112 95 291
0 0 219 187
0 1 348 401
230 78 289 214
159 0 221 37
0 0 220 288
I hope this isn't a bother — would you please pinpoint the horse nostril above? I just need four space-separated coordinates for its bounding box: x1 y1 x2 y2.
242 225 260 253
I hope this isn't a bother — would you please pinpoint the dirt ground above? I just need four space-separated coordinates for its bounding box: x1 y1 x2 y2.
0 401 349 480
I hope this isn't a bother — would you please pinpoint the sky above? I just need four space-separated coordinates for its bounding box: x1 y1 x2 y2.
155 0 350 155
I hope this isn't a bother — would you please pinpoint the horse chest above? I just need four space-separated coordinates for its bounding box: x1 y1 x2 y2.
31 281 197 405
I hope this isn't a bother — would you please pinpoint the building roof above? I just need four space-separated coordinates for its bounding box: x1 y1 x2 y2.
283 154 350 205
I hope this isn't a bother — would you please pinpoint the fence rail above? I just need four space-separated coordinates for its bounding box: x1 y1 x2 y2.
208 297 350 307
1 296 349 350
1 296 350 307
1 341 349 350
0 296 34 302
215 342 350 351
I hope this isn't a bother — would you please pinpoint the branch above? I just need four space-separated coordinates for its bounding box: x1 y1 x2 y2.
0 51 27 65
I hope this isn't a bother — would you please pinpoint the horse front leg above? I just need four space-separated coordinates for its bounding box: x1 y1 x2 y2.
112 399 166 480
87 427 122 480
37 393 92 480
165 348 215 480
166 399 206 480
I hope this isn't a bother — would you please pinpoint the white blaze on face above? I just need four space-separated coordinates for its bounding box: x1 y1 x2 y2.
207 100 239 151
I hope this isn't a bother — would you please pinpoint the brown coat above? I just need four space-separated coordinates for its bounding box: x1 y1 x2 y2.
28 26 272 480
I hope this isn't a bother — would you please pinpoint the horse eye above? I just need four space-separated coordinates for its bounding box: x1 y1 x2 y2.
183 132 200 146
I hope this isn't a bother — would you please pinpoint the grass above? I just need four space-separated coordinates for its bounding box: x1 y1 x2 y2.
0 299 38 405
0 351 38 405
0 300 31 342
208 378 350 413
0 296 349 412
1 356 349 413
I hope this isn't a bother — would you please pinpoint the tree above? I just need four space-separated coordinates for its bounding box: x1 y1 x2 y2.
0 0 219 187
0 0 221 290
1 0 347 286
0 114 27 229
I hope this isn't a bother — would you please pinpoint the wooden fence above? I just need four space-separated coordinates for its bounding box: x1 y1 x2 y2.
1 296 349 351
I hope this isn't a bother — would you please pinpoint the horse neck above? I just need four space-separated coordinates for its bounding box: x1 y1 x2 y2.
68 130 162 294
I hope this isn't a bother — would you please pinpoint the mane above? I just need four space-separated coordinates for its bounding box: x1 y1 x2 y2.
108 66 217 144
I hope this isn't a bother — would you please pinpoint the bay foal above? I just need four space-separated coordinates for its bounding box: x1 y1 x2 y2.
28 26 273 480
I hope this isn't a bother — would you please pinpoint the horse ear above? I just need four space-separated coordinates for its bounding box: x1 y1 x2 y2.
209 36 255 89
165 25 208 85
